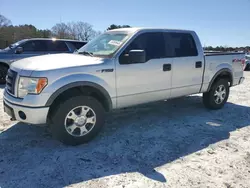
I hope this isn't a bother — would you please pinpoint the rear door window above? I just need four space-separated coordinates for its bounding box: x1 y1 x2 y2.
167 32 198 57
46 41 69 52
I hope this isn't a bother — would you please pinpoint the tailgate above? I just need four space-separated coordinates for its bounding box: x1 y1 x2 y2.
231 53 245 72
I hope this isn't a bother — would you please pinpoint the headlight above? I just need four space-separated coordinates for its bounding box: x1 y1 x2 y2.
18 77 48 98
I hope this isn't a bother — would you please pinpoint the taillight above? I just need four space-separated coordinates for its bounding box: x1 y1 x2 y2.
233 58 246 70
242 59 246 70
241 59 246 65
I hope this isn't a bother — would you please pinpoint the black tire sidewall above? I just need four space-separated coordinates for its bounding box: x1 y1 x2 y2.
50 96 105 145
0 65 8 84
246 64 250 71
205 79 229 109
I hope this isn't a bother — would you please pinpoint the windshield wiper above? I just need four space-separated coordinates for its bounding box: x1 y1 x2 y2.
78 51 94 57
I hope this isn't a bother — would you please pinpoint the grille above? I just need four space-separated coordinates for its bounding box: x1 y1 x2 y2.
6 69 17 95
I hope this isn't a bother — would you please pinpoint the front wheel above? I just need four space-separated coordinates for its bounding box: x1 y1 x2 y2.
203 79 229 110
50 96 105 145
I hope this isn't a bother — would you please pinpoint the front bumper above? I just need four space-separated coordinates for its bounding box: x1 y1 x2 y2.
3 94 49 125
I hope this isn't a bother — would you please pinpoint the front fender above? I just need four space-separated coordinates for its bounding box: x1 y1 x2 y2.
0 59 14 66
0 51 16 66
43 73 115 107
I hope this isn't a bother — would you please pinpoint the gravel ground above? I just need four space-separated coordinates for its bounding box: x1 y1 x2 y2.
0 72 250 188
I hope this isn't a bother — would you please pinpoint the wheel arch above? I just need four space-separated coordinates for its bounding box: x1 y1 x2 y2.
46 81 113 115
207 68 233 91
0 61 9 68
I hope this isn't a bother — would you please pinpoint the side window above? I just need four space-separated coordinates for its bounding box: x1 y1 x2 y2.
46 41 69 52
163 33 175 58
20 41 35 52
33 41 47 51
168 32 198 57
119 32 166 64
20 40 47 52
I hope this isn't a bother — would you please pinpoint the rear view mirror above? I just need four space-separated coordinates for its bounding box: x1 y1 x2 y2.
15 47 23 54
128 50 146 64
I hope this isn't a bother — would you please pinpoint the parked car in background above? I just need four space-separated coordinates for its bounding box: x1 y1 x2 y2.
3 28 245 145
245 54 250 70
0 38 87 83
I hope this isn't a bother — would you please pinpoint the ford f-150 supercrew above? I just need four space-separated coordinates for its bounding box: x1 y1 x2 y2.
3 28 245 145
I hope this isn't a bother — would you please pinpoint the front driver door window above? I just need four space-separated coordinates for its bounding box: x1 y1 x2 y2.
115 32 173 108
16 40 47 59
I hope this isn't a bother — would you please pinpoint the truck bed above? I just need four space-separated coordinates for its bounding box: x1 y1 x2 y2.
201 52 245 92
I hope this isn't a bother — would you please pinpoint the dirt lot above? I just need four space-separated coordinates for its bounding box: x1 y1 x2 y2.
0 72 250 188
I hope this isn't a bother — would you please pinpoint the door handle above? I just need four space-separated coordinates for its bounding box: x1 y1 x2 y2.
195 61 202 68
163 64 171 71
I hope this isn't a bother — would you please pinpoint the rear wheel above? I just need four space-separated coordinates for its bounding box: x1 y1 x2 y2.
203 79 229 110
50 95 105 145
245 64 250 71
0 64 8 84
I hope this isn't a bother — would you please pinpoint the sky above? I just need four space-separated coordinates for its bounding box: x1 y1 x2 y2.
0 0 250 47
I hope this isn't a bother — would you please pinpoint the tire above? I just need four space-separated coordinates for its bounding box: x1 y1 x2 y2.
0 64 8 84
245 64 250 71
203 79 229 110
50 95 105 145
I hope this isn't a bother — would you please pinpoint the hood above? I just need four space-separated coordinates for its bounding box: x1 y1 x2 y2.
11 53 104 71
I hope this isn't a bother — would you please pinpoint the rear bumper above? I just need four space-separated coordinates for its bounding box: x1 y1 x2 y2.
238 77 245 84
3 97 49 125
232 76 245 86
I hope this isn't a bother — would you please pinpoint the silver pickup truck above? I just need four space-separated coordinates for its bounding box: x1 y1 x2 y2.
3 28 245 145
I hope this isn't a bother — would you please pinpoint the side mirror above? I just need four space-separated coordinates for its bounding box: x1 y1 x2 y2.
128 50 146 64
15 47 23 54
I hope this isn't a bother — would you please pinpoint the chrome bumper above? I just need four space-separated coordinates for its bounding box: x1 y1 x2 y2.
3 95 49 125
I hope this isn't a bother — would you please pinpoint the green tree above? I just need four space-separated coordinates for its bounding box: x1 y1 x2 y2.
0 23 53 48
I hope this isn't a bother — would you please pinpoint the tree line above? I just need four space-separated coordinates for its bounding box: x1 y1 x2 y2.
204 46 250 53
0 14 249 52
0 14 131 49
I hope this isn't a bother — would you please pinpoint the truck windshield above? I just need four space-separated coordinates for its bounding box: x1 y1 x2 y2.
77 32 130 57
